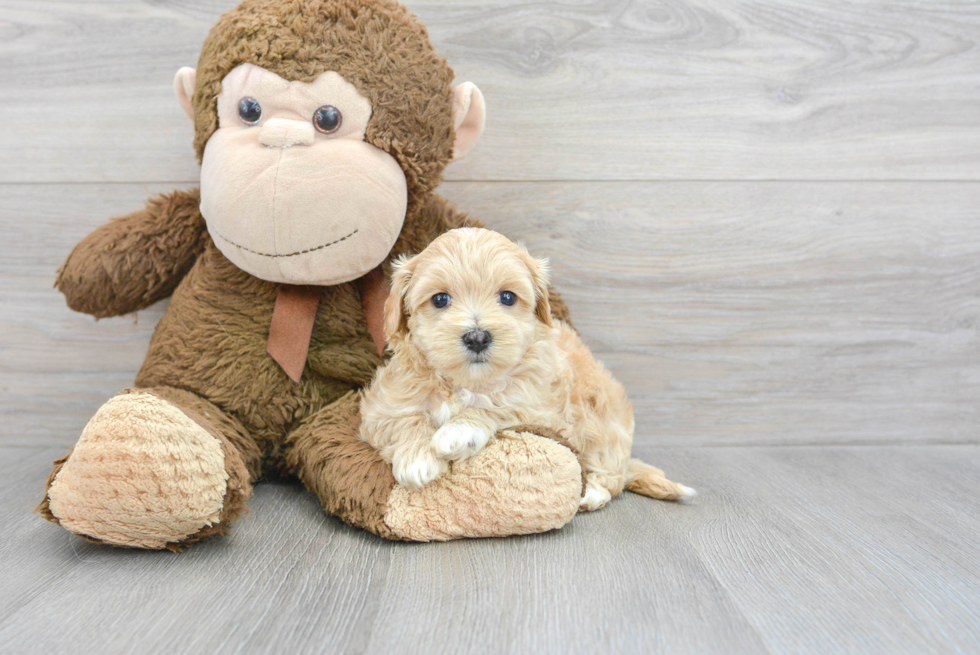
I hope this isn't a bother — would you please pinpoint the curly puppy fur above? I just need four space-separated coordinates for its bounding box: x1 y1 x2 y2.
360 228 695 509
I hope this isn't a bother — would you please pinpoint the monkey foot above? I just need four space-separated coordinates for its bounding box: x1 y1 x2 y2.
383 429 584 541
43 391 232 549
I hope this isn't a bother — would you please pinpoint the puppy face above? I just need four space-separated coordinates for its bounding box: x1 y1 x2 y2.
385 228 552 384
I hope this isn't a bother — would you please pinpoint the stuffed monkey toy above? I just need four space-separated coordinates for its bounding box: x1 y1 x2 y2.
36 0 588 549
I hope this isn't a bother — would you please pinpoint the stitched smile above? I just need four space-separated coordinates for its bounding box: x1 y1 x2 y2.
213 228 359 258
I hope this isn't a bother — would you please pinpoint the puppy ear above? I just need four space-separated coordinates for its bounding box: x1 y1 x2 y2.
521 251 553 327
384 255 416 342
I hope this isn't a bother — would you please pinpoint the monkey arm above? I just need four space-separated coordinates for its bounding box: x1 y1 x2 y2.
56 188 208 318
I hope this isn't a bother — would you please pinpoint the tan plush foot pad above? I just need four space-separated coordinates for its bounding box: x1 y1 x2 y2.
46 391 228 549
384 430 583 541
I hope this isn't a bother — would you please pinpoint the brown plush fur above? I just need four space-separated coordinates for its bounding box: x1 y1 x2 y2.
144 387 256 546
46 193 575 541
56 189 208 319
35 450 72 524
285 390 400 538
131 194 490 477
193 0 455 216
41 0 580 545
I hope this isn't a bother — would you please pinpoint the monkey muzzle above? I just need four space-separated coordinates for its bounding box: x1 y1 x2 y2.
199 128 408 286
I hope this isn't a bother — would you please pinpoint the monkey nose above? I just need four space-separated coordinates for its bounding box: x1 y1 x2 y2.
462 329 492 353
259 118 316 148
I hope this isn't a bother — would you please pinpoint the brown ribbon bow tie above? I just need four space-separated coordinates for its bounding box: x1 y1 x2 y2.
266 266 389 383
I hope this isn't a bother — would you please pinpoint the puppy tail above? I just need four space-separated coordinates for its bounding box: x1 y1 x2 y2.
625 459 696 501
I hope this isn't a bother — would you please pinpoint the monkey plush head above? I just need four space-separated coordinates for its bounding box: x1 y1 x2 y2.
171 0 485 286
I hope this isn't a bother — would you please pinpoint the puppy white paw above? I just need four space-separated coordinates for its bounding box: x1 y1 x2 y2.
579 483 613 512
392 452 447 490
431 422 491 461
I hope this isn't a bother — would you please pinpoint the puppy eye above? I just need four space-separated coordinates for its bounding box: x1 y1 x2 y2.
431 293 451 309
238 97 262 125
499 291 517 306
313 105 342 134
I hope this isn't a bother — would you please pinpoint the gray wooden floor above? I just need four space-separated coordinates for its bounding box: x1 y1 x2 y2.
2 443 979 654
1 1 979 653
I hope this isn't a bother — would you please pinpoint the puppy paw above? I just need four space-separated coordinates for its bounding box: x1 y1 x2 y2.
392 451 448 490
431 422 491 461
579 483 613 512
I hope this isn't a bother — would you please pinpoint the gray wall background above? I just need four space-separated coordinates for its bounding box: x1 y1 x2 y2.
2 0 977 448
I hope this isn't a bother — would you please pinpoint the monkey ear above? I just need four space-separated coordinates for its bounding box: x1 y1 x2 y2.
383 255 417 342
451 82 485 161
173 67 197 121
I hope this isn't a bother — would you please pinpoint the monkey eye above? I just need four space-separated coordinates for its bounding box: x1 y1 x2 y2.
313 105 342 134
431 293 451 309
499 291 517 306
238 97 262 125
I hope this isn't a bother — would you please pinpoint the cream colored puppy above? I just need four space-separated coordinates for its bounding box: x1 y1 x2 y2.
360 228 695 510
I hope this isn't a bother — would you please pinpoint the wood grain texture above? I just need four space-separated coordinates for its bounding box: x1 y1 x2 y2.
1 0 979 183
2 181 977 447
666 446 980 654
2 2 979 652
3 443 978 654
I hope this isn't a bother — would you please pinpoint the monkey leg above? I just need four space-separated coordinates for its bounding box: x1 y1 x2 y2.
37 387 260 550
285 392 585 541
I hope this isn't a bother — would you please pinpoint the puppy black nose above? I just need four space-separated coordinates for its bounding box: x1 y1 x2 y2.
462 329 492 353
